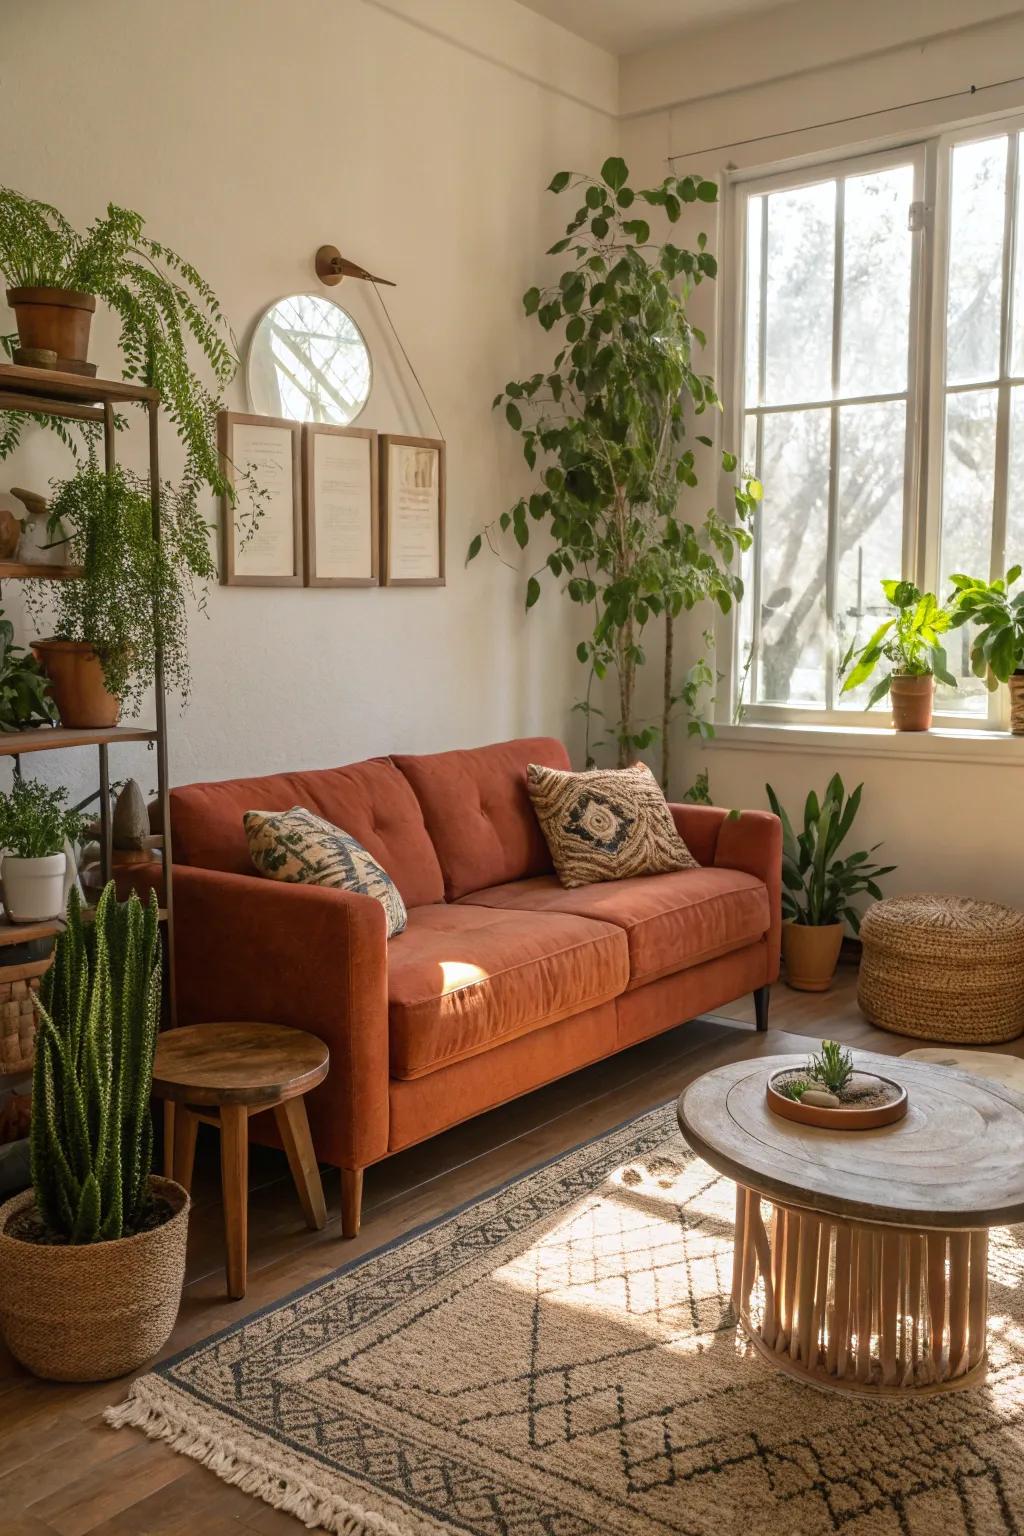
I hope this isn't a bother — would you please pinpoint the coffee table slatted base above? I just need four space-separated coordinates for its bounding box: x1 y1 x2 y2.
733 1186 989 1395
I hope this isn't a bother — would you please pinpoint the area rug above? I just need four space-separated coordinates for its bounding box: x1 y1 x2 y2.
107 1102 1024 1535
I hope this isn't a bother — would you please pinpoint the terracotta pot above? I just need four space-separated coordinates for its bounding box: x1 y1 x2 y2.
890 673 934 731
31 639 119 728
0 1176 189 1381
6 287 96 370
1009 672 1024 737
782 919 844 992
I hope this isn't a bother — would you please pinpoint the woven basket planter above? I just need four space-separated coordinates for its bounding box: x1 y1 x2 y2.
0 1175 189 1381
859 893 1024 1044
0 958 50 1076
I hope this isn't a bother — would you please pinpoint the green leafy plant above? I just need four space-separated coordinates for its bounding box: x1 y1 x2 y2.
808 1040 855 1096
839 580 957 707
765 773 896 930
28 463 216 715
30 884 162 1242
467 157 761 774
0 776 86 858
0 188 250 506
0 609 57 732
779 1077 810 1102
947 566 1024 684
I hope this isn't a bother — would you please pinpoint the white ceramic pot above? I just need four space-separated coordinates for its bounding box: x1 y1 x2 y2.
2 852 67 922
15 509 70 568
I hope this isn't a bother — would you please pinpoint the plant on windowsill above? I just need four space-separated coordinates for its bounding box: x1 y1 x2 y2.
765 774 896 992
947 566 1024 735
0 776 86 922
0 884 188 1381
26 462 216 727
837 579 957 731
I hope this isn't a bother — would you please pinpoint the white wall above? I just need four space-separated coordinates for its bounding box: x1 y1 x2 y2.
0 0 618 805
619 0 1024 905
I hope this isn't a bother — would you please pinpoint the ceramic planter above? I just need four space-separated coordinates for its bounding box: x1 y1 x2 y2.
890 673 934 731
0 1176 189 1381
5 286 96 373
1009 672 1024 737
782 919 844 992
1 851 66 923
31 639 119 727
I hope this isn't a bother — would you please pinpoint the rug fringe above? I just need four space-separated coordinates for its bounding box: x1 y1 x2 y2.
105 1380 415 1535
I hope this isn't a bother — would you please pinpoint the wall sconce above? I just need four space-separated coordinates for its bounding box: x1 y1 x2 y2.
315 245 396 288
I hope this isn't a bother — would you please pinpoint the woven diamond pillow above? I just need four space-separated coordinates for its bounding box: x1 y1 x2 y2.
243 805 407 937
526 761 698 889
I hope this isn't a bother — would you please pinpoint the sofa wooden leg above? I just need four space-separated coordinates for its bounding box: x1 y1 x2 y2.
341 1167 364 1239
753 985 770 1032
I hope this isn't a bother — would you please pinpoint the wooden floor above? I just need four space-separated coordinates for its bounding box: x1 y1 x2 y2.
4 964 1021 1534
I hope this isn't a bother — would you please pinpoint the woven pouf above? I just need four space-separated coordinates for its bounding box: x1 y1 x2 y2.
859 893 1024 1044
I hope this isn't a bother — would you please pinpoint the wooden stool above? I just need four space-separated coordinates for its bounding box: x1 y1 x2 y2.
153 1022 329 1299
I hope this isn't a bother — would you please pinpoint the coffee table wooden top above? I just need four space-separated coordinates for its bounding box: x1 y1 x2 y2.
153 1023 329 1108
678 1050 1024 1230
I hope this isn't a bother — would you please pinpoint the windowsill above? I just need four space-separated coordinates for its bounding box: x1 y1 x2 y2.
707 720 1024 767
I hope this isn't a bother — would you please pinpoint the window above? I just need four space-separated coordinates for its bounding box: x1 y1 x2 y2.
729 120 1024 729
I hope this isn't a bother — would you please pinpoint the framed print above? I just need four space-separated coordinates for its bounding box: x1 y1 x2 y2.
218 411 302 586
380 434 446 587
302 424 378 587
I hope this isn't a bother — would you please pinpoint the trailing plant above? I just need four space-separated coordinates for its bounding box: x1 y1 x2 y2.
838 580 957 707
467 157 761 771
0 776 86 858
0 609 57 732
30 884 162 1242
765 773 895 930
808 1039 854 1096
28 462 216 715
947 565 1024 684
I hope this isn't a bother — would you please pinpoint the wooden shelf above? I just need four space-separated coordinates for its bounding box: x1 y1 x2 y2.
0 725 157 757
0 561 83 581
0 906 167 947
0 363 159 408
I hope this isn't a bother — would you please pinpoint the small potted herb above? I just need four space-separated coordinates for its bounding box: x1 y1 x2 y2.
0 777 85 922
947 566 1024 734
766 774 896 992
838 580 957 730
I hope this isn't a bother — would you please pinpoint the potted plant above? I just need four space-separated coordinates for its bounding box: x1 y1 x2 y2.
0 608 58 732
0 884 186 1381
766 774 896 992
0 777 85 922
947 566 1024 734
28 463 216 725
838 580 957 730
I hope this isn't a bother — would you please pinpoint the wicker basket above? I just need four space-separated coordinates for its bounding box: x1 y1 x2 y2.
858 893 1024 1044
0 959 50 1077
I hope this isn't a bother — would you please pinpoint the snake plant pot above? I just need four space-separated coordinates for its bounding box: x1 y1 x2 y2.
0 1176 189 1381
1 851 66 923
890 673 934 731
5 287 96 372
31 639 119 727
1009 673 1024 737
782 919 844 992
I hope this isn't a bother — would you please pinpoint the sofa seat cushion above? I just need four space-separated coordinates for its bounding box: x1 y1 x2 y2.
387 903 629 1079
459 868 770 989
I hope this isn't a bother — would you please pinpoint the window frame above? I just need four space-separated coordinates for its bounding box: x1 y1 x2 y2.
720 114 1024 734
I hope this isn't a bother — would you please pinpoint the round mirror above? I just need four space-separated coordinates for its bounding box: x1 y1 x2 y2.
247 293 372 424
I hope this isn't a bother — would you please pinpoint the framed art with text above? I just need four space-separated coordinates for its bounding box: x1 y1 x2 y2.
380 434 446 587
302 424 378 587
218 411 303 586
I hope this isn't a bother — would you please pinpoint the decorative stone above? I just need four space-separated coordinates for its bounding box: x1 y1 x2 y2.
801 1089 841 1109
112 779 149 850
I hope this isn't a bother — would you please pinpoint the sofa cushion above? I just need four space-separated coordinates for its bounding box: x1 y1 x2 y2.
392 737 571 900
171 758 444 908
459 867 770 988
387 902 628 1079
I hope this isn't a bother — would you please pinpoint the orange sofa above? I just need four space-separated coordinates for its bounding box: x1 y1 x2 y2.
170 737 781 1234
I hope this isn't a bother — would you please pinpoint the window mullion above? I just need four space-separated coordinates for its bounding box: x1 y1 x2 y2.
824 181 844 713
991 132 1018 585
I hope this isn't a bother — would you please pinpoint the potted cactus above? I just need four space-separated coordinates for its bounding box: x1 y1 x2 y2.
0 884 188 1381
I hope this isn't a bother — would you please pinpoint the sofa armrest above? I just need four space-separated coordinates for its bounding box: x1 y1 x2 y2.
172 866 389 1168
669 803 782 981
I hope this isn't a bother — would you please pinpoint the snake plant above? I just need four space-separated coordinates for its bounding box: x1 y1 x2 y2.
765 774 896 931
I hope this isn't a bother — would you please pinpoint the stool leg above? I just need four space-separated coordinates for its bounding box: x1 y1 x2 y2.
274 1097 327 1231
173 1105 199 1193
162 1101 175 1180
220 1105 248 1300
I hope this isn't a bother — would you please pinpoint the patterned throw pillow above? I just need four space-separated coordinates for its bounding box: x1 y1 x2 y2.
526 762 698 889
243 806 407 937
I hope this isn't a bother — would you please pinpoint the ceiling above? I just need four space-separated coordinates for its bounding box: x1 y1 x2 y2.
517 0 789 55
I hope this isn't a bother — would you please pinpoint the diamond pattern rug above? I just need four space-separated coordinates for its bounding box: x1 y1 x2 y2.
107 1103 1024 1534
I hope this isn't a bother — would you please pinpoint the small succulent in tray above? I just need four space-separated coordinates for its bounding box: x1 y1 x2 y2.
778 1078 811 1103
808 1040 855 1097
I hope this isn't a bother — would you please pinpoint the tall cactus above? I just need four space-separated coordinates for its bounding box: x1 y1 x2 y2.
30 883 162 1242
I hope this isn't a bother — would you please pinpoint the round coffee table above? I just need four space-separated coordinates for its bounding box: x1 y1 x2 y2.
678 1051 1024 1396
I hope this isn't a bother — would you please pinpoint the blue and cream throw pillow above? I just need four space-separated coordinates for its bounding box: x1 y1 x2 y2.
244 806 407 936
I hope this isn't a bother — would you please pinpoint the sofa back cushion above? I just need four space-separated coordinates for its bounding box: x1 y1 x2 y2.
392 737 571 901
171 757 444 908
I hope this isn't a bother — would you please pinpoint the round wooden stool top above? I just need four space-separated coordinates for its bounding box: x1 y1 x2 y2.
153 1023 329 1109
